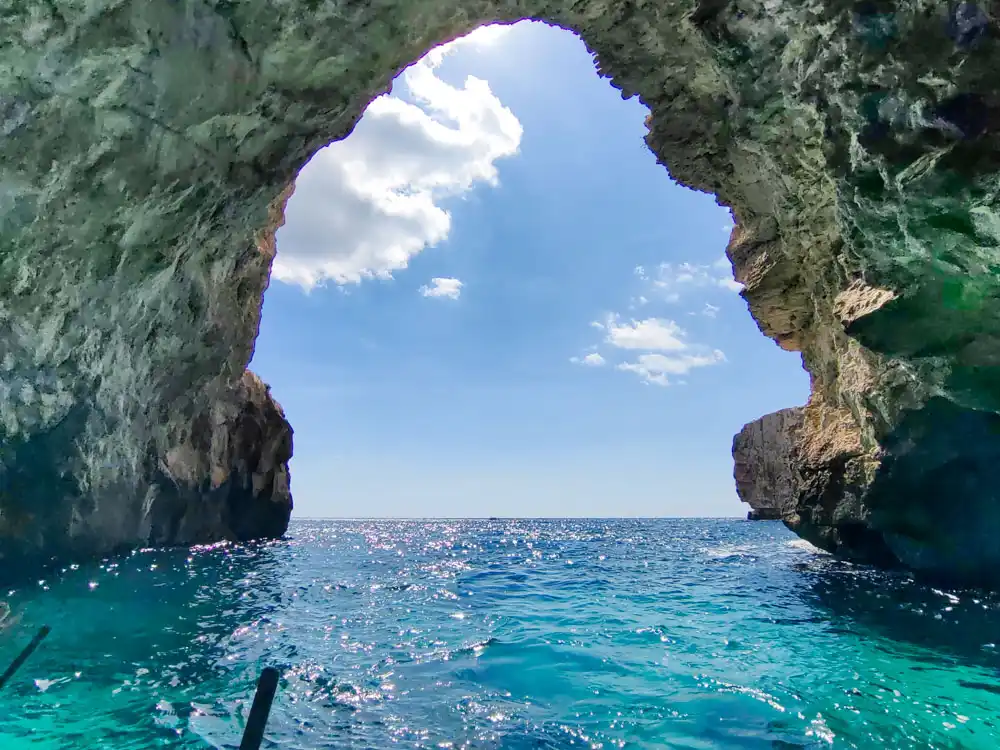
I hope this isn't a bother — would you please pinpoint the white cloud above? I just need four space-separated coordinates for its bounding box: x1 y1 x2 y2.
272 25 522 288
701 303 720 318
425 24 514 64
601 315 687 352
419 277 463 299
645 258 743 302
570 352 606 367
573 314 725 387
616 350 726 387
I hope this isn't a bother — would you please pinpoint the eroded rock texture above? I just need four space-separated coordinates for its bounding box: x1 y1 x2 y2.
149 370 292 548
733 408 803 521
2 1 1000 583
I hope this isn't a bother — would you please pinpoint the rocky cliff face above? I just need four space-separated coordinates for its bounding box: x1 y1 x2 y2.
147 370 292 548
2 1 1000 584
734 408 803 521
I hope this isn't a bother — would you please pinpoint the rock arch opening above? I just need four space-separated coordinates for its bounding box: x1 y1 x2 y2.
1 2 999 585
251 20 809 520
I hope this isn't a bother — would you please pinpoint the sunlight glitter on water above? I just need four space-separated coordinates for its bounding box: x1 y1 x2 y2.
0 519 999 748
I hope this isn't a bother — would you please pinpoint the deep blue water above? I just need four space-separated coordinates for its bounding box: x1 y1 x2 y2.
1 519 999 748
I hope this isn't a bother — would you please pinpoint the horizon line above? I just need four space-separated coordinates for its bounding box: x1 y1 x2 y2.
289 515 750 520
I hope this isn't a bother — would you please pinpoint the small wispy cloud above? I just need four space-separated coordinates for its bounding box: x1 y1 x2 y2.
646 259 743 302
570 352 606 367
572 315 725 387
616 350 726 387
598 315 687 352
419 277 463 299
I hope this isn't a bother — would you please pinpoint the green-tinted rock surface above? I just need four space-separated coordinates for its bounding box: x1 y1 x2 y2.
1 0 1000 583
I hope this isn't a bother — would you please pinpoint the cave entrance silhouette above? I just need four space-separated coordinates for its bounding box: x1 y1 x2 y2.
2 2 997 586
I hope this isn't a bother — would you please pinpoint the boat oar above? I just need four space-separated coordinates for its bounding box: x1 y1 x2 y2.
0 625 51 691
239 666 280 750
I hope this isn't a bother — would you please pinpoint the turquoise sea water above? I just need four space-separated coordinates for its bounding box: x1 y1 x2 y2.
1 518 999 748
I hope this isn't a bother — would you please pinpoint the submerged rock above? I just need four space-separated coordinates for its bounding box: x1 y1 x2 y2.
1 1 1000 584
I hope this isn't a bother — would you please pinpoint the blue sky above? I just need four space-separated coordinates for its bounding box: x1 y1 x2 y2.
251 21 808 518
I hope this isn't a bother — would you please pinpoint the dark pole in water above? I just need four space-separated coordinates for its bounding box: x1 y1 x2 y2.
0 625 51 691
239 667 280 750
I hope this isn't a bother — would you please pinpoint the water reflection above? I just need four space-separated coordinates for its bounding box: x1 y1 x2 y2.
0 540 287 747
1 520 1000 749
798 557 1000 672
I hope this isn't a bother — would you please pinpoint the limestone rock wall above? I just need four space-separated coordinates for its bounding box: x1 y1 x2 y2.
1 0 1000 584
734 408 803 521
147 370 292 548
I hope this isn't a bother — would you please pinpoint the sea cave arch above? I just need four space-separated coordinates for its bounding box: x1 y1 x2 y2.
1 1 1000 585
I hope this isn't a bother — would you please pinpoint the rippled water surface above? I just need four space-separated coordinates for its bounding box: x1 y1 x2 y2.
1 519 999 748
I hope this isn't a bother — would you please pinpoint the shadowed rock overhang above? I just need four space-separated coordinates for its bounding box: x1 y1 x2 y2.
2 1 1000 585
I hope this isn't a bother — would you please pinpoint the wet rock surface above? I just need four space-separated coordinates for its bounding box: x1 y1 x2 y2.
1 1 1000 583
